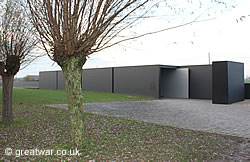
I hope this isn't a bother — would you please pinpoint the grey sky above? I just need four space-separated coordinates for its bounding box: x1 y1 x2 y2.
16 0 250 78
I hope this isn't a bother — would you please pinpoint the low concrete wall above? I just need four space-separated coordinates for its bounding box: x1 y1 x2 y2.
0 80 39 89
14 81 39 88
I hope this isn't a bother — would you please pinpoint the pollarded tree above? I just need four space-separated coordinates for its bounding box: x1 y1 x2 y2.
27 0 235 147
0 0 38 124
27 0 155 148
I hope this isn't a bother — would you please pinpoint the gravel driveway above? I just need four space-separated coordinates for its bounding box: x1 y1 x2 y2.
51 99 250 138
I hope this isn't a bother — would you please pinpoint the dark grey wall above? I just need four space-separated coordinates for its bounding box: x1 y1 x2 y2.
212 62 228 104
182 65 212 99
82 68 112 93
114 65 160 98
39 71 57 89
212 61 244 104
39 62 244 103
160 68 189 98
227 62 245 103
40 68 113 92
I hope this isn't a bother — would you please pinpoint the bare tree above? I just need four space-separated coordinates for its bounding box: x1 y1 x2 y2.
27 0 235 147
0 0 37 124
27 0 155 147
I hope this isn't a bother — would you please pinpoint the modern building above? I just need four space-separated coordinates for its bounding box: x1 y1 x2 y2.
39 61 245 104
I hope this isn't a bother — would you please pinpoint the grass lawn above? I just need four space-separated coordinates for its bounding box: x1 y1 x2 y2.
0 88 152 104
0 88 249 160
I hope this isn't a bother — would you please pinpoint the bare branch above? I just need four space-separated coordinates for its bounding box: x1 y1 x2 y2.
0 0 38 75
27 0 235 65
28 0 153 64
96 17 216 52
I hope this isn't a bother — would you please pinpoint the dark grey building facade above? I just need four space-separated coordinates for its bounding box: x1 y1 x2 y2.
183 65 212 99
114 65 160 98
82 68 113 93
39 61 246 104
39 71 58 89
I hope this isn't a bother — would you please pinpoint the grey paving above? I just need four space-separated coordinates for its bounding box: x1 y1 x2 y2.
53 99 250 138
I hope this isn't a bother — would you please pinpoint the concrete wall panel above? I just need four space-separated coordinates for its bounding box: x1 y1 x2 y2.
182 65 212 99
1 81 39 89
114 65 160 98
39 71 57 89
57 71 65 90
228 62 245 103
82 68 112 93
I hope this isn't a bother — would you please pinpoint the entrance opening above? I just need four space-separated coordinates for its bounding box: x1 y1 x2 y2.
160 68 189 99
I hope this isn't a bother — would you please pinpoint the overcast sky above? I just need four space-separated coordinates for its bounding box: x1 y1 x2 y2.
16 0 250 78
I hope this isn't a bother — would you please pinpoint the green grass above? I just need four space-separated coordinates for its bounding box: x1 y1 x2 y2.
0 88 249 160
0 88 152 104
245 80 250 83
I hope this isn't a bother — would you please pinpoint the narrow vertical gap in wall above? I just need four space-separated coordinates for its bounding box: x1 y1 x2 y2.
159 67 163 99
112 67 114 93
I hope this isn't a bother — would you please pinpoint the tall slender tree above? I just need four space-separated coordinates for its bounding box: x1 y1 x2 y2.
0 0 37 124
27 0 235 147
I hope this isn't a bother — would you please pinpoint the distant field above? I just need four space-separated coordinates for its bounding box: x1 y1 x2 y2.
0 88 152 104
245 80 250 83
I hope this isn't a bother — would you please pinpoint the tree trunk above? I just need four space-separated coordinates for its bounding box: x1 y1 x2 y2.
2 74 14 124
61 56 84 148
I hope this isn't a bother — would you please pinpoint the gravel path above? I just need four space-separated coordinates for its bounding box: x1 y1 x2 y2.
48 99 250 138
